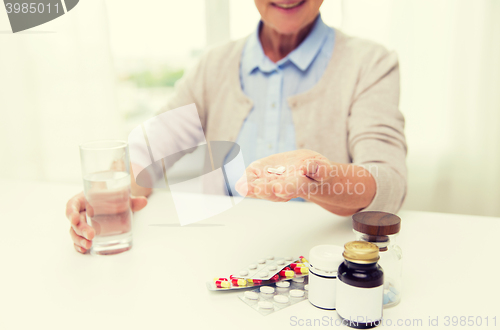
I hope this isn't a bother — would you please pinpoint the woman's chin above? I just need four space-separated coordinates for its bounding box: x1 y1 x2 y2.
269 22 306 36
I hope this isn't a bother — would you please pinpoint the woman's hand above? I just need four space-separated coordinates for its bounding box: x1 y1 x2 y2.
65 192 148 254
235 149 376 216
234 150 332 201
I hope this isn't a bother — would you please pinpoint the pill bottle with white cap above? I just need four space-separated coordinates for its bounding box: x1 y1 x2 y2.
307 245 344 310
352 211 402 307
336 241 383 329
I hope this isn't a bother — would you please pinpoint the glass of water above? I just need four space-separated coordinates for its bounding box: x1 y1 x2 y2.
79 140 133 255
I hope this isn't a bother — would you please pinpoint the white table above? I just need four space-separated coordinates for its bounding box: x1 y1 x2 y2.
1 179 499 330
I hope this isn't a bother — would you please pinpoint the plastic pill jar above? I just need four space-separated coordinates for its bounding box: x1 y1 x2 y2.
336 241 384 329
308 245 344 310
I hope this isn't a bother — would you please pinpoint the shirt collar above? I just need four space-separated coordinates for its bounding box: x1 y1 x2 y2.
241 14 329 74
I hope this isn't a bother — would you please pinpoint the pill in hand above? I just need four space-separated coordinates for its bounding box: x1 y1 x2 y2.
275 166 286 174
267 166 286 175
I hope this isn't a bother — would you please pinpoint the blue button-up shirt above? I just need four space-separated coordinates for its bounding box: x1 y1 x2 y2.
225 15 335 197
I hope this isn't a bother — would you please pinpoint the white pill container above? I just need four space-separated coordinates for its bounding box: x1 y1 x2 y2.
308 245 344 310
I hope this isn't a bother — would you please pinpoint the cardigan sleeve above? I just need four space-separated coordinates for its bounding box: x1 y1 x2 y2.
347 48 408 213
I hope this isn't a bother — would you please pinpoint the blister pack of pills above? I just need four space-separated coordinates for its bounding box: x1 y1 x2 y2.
238 278 309 316
206 276 275 291
236 255 305 280
206 256 310 291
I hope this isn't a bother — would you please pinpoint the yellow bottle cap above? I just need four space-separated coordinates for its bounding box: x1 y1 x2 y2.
342 241 380 264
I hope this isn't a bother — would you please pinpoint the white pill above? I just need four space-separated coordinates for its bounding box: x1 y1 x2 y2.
260 286 275 294
304 284 309 291
259 271 269 277
268 265 277 271
257 259 265 264
267 168 277 174
258 301 274 309
292 277 304 283
274 295 290 304
290 289 305 297
248 264 257 270
277 259 285 265
244 291 259 300
276 166 286 174
266 255 274 260
276 281 290 288
239 270 249 276
285 256 293 261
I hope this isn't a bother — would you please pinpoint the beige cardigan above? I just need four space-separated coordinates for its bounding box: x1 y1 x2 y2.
159 29 407 213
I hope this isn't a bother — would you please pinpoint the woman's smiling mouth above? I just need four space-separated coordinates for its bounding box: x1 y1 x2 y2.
272 1 306 11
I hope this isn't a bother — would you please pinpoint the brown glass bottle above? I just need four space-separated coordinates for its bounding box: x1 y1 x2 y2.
336 241 384 329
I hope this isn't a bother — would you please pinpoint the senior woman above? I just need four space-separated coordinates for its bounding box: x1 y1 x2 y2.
66 0 407 253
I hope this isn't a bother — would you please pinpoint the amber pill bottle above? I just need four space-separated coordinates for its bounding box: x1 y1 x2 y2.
336 241 384 329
